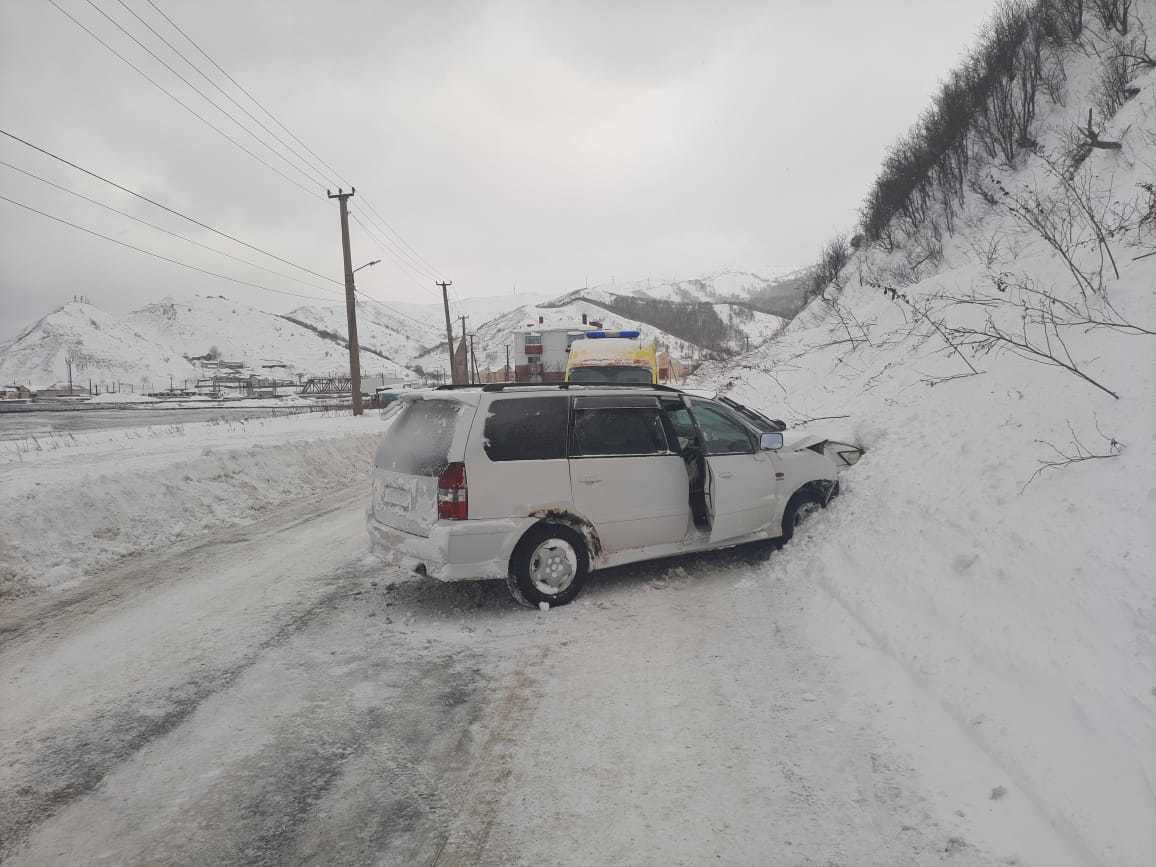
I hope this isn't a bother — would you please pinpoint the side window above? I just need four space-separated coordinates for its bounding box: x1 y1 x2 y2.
571 408 671 456
689 401 755 455
483 397 568 461
662 401 697 452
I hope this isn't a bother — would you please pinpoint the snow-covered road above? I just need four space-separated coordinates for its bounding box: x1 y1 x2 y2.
0 486 1084 866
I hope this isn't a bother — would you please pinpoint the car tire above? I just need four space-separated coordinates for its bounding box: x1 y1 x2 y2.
507 523 590 608
778 488 827 546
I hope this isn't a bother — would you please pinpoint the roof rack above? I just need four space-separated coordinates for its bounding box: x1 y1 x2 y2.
432 381 685 393
477 381 684 393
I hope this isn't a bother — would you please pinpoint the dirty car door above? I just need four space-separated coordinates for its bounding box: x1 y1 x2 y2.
568 395 691 554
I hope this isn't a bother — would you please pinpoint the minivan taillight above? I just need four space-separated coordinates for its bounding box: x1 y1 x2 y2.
437 462 468 520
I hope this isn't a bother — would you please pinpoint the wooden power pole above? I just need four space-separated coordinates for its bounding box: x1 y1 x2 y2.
458 315 469 383
436 280 456 384
328 187 363 416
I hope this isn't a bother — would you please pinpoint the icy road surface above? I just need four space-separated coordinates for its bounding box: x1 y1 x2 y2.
0 489 1078 866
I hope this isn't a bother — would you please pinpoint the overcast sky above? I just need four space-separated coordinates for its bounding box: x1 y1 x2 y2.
0 0 996 340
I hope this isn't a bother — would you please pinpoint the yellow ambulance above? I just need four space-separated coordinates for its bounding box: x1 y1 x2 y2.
564 330 659 384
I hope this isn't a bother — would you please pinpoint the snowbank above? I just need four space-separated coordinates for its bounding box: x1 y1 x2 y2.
89 392 160 404
693 60 1156 866
0 412 387 596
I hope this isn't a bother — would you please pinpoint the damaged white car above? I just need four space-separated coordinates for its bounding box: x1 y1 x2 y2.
367 383 856 607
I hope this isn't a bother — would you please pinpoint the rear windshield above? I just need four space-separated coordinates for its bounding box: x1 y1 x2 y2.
567 366 653 384
483 396 568 461
375 399 465 476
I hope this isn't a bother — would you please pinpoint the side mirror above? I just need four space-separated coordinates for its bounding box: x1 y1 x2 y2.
760 432 784 450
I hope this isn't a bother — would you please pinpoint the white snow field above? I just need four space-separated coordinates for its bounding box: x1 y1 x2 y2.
687 59 1156 867
0 295 413 391
0 411 382 596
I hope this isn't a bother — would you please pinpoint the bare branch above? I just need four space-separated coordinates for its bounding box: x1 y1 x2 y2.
1020 419 1124 491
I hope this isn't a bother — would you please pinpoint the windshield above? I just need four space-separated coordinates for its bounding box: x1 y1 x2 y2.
567 366 653 384
718 395 785 432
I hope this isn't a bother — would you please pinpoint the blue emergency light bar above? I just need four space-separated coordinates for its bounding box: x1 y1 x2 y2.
585 329 640 339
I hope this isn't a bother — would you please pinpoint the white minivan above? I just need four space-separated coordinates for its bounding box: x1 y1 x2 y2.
367 383 844 607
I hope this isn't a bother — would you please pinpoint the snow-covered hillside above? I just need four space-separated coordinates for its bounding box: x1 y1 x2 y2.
386 292 553 333
0 301 197 391
693 27 1156 867
1 294 417 390
286 302 439 366
548 268 798 307
127 296 411 380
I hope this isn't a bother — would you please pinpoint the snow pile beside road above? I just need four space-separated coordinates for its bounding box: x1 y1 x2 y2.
0 412 384 596
694 61 1156 866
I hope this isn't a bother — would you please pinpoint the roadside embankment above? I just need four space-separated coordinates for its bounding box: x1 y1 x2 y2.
0 411 384 597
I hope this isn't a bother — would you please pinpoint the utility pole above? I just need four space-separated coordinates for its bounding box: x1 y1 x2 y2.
458 315 469 383
505 343 510 381
328 187 363 415
468 333 478 384
436 280 456 384
66 358 73 395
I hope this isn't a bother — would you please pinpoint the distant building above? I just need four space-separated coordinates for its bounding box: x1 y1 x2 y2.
511 325 593 382
0 384 32 401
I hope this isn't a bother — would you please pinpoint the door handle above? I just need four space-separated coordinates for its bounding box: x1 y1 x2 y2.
578 478 603 485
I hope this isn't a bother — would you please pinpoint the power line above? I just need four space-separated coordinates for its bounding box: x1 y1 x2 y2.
367 203 447 280
108 0 332 191
349 210 442 290
355 202 446 279
354 290 441 333
46 0 318 198
79 0 324 193
349 212 444 298
0 128 340 285
140 0 447 281
143 0 346 184
0 158 337 293
0 192 332 302
351 206 441 280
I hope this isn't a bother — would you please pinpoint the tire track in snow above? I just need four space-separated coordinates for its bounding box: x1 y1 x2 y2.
0 570 363 861
800 542 1104 867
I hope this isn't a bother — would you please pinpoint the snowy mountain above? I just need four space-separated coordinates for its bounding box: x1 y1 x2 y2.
286 301 439 366
384 292 554 335
565 268 798 306
125 295 412 381
0 301 197 391
0 294 416 390
693 11 1156 865
535 269 795 351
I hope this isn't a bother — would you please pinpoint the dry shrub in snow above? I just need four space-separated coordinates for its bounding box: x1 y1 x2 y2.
810 235 851 300
859 0 1142 250
1091 0 1133 34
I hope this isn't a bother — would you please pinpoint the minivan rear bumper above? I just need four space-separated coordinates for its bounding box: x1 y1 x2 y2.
367 513 536 582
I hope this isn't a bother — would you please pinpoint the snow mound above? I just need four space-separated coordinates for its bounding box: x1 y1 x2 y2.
0 412 384 596
694 44 1156 867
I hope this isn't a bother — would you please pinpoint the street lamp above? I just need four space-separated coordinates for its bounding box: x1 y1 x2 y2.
352 259 381 274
